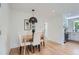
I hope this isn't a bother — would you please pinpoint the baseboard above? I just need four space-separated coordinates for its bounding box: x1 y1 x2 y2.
47 40 62 45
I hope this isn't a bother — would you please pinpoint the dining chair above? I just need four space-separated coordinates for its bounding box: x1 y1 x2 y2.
40 32 45 47
18 34 32 55
31 32 41 53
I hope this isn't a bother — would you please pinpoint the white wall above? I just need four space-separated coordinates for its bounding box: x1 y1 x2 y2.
0 5 64 49
47 14 64 44
10 10 45 48
0 3 10 54
10 9 64 48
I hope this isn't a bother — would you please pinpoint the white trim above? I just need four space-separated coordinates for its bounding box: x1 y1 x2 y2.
66 16 79 19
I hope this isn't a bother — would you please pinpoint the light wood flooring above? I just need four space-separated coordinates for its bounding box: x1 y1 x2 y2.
9 40 79 55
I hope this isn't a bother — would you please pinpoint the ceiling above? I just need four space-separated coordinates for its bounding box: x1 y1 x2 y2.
9 3 79 18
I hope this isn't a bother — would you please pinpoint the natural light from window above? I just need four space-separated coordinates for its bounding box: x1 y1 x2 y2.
74 20 79 32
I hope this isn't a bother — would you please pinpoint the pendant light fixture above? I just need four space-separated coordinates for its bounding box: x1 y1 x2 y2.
29 9 38 40
29 9 38 24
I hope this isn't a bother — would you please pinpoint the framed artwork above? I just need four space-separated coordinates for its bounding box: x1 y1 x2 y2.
24 19 31 30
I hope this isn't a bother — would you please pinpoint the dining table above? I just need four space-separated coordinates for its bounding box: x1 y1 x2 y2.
21 32 44 54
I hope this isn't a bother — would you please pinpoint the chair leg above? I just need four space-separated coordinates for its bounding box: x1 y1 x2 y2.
30 45 33 53
43 41 45 47
28 45 31 51
38 44 40 51
40 42 42 46
33 46 35 53
26 46 29 54
19 46 22 55
23 46 25 55
31 45 34 53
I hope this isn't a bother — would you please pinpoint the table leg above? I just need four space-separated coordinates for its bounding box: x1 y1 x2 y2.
24 45 26 55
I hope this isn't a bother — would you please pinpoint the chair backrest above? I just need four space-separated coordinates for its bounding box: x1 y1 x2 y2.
26 30 32 35
33 32 41 45
18 34 23 45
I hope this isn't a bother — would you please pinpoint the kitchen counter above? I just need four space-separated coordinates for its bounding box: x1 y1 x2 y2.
68 32 79 33
68 32 79 41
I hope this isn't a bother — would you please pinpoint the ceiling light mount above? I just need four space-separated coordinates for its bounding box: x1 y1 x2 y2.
29 9 38 24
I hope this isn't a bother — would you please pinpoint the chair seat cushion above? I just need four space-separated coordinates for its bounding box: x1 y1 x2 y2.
31 42 40 46
21 42 31 46
40 40 44 42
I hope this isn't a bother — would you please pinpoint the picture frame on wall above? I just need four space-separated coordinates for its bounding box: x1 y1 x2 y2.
24 19 31 30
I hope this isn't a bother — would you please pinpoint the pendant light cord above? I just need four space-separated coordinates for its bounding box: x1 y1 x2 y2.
32 9 35 17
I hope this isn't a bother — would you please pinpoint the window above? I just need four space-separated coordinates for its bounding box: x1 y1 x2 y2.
74 20 79 32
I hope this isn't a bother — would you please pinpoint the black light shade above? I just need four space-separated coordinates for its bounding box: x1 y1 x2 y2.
29 17 37 24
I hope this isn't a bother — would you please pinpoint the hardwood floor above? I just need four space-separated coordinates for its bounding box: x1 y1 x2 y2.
9 40 79 55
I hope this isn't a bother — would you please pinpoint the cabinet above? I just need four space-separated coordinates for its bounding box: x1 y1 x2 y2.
69 32 79 41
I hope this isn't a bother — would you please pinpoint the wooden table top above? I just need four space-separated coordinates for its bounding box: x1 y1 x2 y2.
22 33 44 42
22 35 33 42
